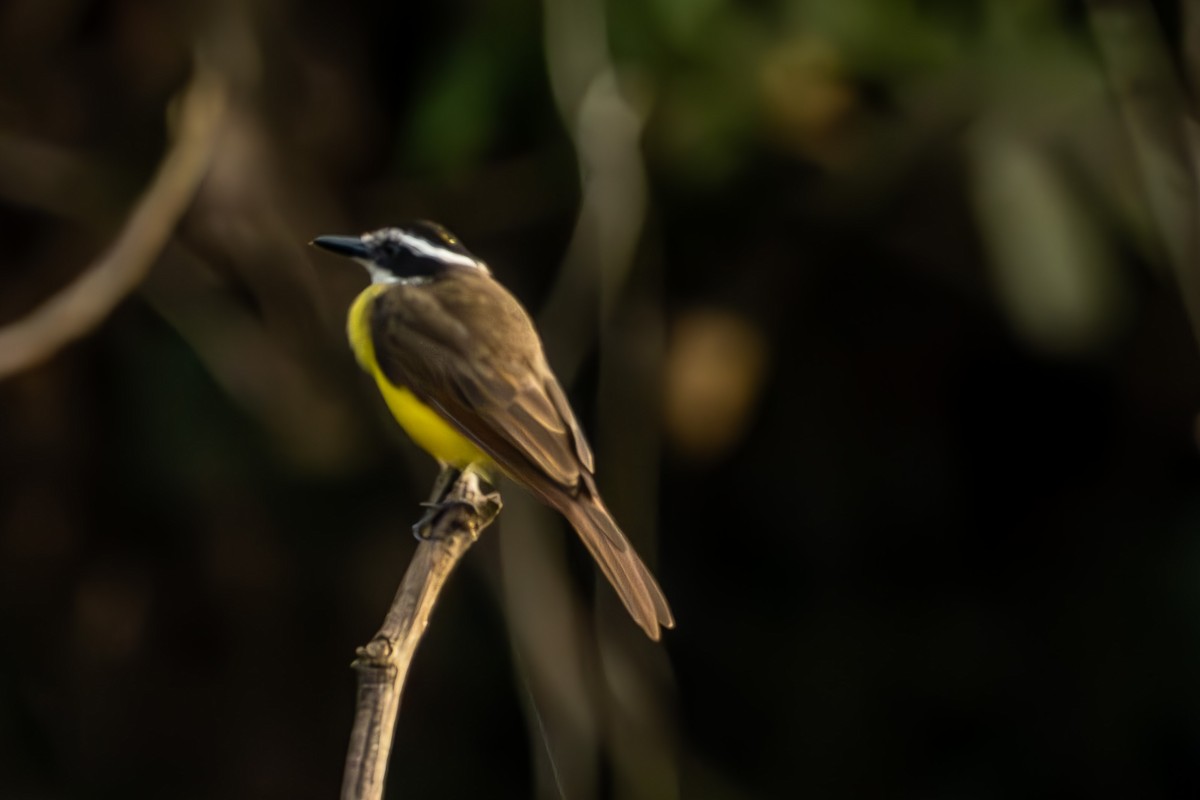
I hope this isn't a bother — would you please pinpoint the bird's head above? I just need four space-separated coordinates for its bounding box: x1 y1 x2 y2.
311 222 488 283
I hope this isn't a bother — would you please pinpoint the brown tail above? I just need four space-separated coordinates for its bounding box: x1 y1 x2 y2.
557 496 674 640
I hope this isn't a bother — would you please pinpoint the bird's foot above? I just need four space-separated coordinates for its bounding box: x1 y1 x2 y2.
412 469 502 541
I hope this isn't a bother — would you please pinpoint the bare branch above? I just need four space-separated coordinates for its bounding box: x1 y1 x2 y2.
0 58 227 379
341 468 501 800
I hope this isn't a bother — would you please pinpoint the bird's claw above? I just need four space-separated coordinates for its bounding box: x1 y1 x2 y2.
412 492 502 541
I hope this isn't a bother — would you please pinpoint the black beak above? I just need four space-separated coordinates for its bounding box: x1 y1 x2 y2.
311 235 370 259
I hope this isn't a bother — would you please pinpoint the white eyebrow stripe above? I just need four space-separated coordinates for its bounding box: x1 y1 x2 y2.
393 231 481 268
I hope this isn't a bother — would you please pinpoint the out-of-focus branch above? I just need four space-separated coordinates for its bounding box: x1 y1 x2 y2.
0 58 226 379
1088 1 1200 347
492 3 672 800
1183 0 1200 107
0 134 116 224
537 0 649 381
341 468 501 800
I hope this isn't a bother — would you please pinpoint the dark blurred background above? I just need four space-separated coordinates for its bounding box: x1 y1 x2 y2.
4 0 1200 797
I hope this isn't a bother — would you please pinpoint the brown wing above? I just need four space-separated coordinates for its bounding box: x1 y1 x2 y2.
369 270 594 491
369 268 673 638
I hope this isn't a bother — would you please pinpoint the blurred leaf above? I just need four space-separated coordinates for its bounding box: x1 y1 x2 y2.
400 5 541 176
647 9 762 184
969 128 1129 353
401 43 502 175
797 0 968 74
758 34 860 165
650 0 725 48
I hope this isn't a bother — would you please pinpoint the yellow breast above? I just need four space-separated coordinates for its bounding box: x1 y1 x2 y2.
347 285 490 469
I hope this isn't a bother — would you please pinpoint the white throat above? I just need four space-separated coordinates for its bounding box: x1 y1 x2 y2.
358 259 401 285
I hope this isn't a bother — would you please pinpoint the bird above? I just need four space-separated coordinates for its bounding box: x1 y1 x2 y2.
312 222 674 640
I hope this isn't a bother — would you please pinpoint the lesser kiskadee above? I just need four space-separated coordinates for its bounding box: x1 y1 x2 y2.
312 222 674 640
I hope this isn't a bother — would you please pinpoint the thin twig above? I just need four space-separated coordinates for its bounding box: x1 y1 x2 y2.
341 467 501 800
0 56 226 379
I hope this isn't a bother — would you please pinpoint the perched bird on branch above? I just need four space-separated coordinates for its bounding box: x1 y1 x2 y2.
313 222 674 640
